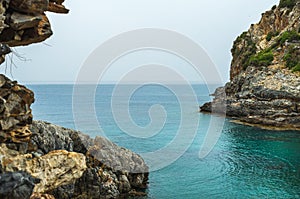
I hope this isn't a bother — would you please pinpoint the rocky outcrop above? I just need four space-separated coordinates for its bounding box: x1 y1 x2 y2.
230 1 300 80
0 119 149 198
0 0 69 64
0 74 34 143
0 74 149 198
0 144 87 193
30 121 149 199
0 0 150 197
201 1 300 130
0 171 39 199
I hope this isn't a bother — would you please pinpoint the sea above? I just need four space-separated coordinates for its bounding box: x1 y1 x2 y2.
27 84 300 199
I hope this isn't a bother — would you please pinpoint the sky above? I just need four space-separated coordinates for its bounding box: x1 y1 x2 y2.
2 0 278 84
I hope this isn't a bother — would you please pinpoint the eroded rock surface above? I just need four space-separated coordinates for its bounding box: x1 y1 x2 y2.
0 74 149 198
201 1 300 130
31 121 149 199
0 0 69 64
0 144 87 193
0 171 39 199
0 74 34 143
0 120 149 198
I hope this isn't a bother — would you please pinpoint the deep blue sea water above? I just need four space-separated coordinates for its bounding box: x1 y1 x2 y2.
27 84 300 199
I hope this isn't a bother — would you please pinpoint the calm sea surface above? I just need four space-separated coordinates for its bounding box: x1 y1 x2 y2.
27 84 300 199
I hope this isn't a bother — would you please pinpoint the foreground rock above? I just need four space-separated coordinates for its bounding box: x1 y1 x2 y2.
0 74 34 143
0 74 149 198
30 121 149 199
0 171 39 199
0 1 149 198
1 145 87 193
201 1 300 130
0 120 149 198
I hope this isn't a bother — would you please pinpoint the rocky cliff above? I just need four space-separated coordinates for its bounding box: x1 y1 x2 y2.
0 1 150 198
201 0 300 130
0 0 69 64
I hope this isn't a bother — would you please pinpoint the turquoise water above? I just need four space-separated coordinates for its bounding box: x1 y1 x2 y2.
28 84 300 199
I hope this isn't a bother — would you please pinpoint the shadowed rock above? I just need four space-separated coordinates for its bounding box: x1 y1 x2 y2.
0 171 40 199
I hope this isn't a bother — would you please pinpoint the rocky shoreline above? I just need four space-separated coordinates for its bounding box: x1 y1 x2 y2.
0 1 150 198
0 119 149 199
200 1 300 131
0 74 149 198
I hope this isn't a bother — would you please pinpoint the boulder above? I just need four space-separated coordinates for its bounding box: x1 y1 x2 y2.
0 171 39 199
0 144 87 193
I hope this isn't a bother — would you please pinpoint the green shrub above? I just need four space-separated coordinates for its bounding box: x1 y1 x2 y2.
279 0 297 9
292 63 300 72
266 31 279 41
284 52 298 68
249 50 274 67
232 31 257 70
277 30 300 45
283 45 300 70
266 33 273 41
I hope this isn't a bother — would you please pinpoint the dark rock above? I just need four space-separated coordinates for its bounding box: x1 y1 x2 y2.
0 0 69 49
47 2 69 14
0 14 53 47
9 0 49 14
29 121 93 155
200 67 300 130
0 74 34 143
10 12 43 30
0 171 40 199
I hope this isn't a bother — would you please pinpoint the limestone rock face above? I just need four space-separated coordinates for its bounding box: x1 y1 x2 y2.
30 193 56 199
0 144 87 193
201 2 300 130
0 74 34 143
29 121 149 198
230 2 300 80
201 66 300 130
0 110 149 198
89 136 149 174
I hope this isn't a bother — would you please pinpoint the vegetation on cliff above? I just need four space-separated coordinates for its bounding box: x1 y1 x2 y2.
248 49 274 67
201 0 300 130
279 0 298 9
230 0 300 79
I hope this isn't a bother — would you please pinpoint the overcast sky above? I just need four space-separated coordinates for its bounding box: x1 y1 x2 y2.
2 0 278 84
